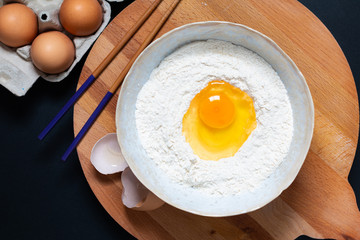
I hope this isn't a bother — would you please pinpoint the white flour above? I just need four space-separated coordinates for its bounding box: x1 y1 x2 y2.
135 40 293 195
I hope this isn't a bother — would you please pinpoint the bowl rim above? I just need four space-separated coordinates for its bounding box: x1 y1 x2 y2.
116 21 315 217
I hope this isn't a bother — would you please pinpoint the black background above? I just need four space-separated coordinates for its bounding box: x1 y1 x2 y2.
1 1 359 239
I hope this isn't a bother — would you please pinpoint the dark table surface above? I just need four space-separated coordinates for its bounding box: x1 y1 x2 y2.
1 1 359 240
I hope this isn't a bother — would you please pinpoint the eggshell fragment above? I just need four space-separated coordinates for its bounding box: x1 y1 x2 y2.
121 167 165 211
90 133 128 175
90 133 164 211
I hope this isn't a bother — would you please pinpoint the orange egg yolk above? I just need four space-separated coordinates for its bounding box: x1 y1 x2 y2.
182 80 257 161
198 93 235 129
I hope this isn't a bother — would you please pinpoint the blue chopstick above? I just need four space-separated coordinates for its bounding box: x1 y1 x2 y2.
61 91 113 161
38 74 96 140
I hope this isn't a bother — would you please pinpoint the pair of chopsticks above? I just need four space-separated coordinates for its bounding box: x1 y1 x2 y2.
38 0 181 161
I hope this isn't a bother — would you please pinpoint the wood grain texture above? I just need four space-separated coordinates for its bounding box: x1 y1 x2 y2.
74 0 360 239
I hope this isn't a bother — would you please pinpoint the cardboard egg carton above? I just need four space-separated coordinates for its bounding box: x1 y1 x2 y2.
0 0 111 96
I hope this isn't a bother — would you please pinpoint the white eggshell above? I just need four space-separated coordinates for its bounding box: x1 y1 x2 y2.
136 191 166 212
90 133 128 175
121 167 164 211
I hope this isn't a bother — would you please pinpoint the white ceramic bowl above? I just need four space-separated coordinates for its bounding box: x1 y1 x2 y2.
116 21 314 217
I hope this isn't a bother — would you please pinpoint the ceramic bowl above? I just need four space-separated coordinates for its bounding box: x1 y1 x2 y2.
116 21 314 217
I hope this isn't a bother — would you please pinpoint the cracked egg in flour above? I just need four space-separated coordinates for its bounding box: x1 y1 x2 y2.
182 80 257 161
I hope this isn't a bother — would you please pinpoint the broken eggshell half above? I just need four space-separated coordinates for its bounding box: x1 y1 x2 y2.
121 167 165 211
90 133 127 174
90 133 164 211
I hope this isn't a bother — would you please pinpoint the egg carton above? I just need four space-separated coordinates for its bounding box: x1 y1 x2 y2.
0 0 112 96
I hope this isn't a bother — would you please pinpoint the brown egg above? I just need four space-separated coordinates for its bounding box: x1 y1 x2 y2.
31 31 75 74
59 0 103 36
0 3 38 47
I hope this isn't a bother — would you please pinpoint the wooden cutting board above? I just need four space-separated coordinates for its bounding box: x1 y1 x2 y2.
74 0 360 239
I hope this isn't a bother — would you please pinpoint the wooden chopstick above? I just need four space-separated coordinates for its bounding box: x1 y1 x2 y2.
38 0 163 141
62 0 182 161
93 0 164 78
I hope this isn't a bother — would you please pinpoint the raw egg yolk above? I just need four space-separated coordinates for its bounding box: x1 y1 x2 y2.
182 80 257 161
199 93 235 129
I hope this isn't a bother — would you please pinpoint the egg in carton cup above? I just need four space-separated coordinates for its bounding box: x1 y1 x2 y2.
0 0 111 96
